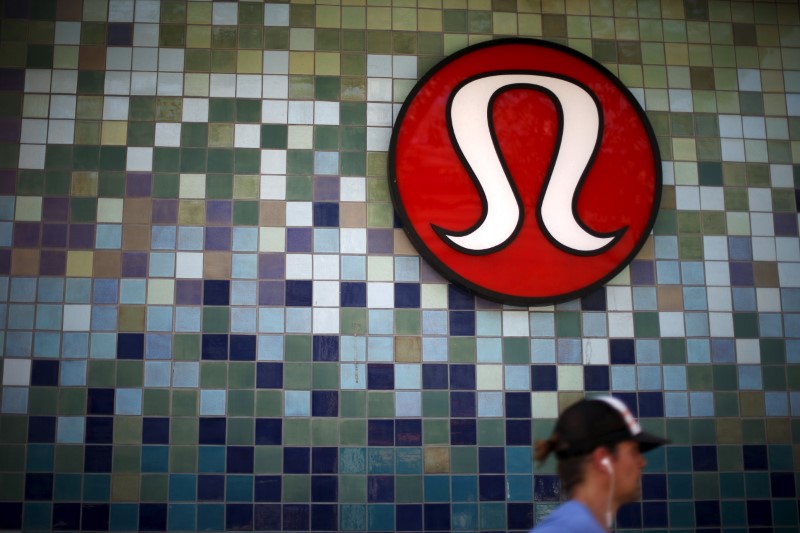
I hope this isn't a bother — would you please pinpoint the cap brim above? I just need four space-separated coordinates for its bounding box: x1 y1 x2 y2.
635 432 670 453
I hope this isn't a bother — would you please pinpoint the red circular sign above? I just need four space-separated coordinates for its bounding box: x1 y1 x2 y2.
389 39 661 306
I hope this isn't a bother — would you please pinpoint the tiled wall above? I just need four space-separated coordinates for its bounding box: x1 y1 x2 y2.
0 0 799 531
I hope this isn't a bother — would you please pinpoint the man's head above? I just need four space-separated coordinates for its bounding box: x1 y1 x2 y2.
535 396 669 498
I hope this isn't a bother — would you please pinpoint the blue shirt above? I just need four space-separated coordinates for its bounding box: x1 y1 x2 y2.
529 500 607 533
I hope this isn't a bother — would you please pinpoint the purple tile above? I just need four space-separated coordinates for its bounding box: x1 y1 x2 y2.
205 227 231 251
259 254 285 279
107 22 134 46
206 200 232 225
126 173 152 197
729 262 754 286
13 222 40 247
69 224 95 249
314 177 339 201
287 228 311 252
0 118 20 143
121 252 148 277
151 199 177 223
420 261 445 283
630 260 655 285
42 224 68 248
476 297 502 309
43 197 69 222
0 69 25 91
0 171 16 195
774 213 798 236
39 250 66 275
176 279 202 305
259 281 285 306
0 249 10 273
367 229 393 254
710 338 735 363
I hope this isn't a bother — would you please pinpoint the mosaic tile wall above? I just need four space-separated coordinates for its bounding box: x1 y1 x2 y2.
0 0 798 531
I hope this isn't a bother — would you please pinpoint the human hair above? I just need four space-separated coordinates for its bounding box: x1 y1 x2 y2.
535 435 619 496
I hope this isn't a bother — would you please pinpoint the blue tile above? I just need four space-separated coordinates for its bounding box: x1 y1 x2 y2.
203 280 230 306
285 280 312 306
284 447 310 474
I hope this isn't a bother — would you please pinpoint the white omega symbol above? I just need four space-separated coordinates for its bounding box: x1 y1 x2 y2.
435 73 625 255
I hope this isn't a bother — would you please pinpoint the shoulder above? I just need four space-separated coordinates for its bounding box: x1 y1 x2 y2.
528 501 606 533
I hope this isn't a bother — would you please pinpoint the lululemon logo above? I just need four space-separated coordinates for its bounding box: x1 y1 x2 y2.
390 39 661 306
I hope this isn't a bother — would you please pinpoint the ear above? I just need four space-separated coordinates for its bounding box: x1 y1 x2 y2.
590 448 613 474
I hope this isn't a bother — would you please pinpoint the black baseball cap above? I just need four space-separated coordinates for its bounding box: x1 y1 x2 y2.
550 396 670 459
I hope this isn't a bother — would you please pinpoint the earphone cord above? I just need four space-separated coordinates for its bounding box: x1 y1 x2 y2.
605 469 614 530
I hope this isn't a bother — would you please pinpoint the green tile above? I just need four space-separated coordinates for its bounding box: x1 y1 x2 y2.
741 419 767 444
236 99 261 123
341 127 366 151
286 176 312 200
113 447 140 473
762 366 787 391
341 152 366 175
555 312 581 337
140 474 168 501
255 447 282 474
171 390 196 416
227 418 254 445
256 391 282 417
283 419 310 445
693 472 720 499
235 149 260 174
185 49 210 72
395 476 422 502
314 125 339 150
58 389 86 416
154 148 180 173
99 147 126 171
202 307 229 333
450 447 477 474
285 335 312 361
312 363 339 389
206 173 233 199
232 200 258 225
448 338 475 363
261 125 288 149
316 77 341 100
422 419 449 445
339 420 366 445
88 360 116 387
732 312 758 338
661 338 686 363
160 24 185 47
170 418 198 446
367 392 394 417
478 419 505 445
153 174 179 198
714 391 739 416
170 446 197 473
207 151 233 174
239 26 263 49
0 417 27 443
340 391 366 418
45 170 71 195
229 363 255 389
287 150 313 175
28 388 57 415
339 475 366 502
289 76 314 99
311 419 338 445
55 445 84 473
395 310 420 335
367 30 392 54
45 146 73 171
116 361 143 387
16 170 44 194
503 338 530 364
422 391 448 418
284 362 311 389
713 365 737 390
201 362 228 389
263 27 289 49
687 366 712 390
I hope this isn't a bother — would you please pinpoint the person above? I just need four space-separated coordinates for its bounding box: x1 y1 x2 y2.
529 396 669 532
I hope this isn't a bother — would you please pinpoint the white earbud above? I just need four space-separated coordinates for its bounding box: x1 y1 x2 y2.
601 457 612 474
